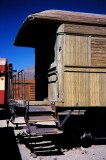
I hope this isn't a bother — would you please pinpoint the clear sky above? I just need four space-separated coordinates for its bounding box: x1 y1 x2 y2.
0 0 106 71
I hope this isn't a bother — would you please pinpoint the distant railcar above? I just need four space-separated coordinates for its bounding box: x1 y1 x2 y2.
0 58 12 119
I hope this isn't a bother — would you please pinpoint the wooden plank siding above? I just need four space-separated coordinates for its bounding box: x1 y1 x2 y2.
13 80 35 101
91 37 106 66
64 68 106 106
58 24 106 36
62 32 106 106
64 71 90 106
64 35 90 66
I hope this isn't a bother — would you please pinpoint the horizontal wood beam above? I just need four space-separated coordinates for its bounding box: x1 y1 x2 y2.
64 66 106 73
57 24 106 36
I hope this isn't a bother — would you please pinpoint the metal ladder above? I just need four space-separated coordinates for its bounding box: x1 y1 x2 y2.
13 70 26 103
10 70 26 128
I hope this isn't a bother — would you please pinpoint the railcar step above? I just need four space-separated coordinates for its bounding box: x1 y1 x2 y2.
28 115 57 122
28 105 54 114
12 116 26 124
28 105 54 112
27 126 63 135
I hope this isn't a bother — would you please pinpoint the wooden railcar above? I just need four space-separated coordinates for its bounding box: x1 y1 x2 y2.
14 10 106 140
14 10 106 107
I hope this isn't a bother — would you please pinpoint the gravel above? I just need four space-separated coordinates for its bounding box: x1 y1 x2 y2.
0 119 106 160
18 144 106 160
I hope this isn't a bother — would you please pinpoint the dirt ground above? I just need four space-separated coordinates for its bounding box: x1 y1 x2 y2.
0 119 106 160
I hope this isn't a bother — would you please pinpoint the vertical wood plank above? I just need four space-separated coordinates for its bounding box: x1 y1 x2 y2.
64 35 90 66
56 34 64 101
64 71 90 106
99 73 106 106
90 73 100 106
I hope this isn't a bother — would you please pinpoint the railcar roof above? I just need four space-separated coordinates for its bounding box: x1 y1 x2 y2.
28 10 106 24
14 10 106 47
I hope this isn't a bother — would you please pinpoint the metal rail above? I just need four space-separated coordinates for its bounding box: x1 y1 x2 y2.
17 70 26 101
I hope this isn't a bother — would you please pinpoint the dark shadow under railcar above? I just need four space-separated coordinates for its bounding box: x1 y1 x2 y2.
0 127 22 160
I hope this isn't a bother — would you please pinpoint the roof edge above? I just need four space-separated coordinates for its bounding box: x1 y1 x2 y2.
27 9 106 25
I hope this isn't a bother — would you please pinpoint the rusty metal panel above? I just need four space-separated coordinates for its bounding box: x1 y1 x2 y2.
13 80 35 101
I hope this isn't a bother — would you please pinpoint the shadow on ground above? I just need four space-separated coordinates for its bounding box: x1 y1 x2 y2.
0 127 22 160
17 126 106 157
17 109 106 157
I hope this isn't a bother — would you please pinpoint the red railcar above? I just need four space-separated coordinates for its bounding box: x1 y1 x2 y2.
0 58 13 120
0 58 9 105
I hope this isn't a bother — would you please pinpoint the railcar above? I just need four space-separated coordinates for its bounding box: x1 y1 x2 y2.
0 58 25 125
13 10 106 143
0 58 13 120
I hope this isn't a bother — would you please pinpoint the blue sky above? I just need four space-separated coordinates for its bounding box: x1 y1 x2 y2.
0 0 106 71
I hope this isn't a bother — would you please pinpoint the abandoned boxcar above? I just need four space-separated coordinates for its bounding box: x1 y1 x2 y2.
14 10 106 141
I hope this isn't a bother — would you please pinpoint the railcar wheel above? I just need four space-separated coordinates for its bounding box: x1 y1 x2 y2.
70 127 83 144
80 132 92 148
